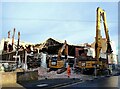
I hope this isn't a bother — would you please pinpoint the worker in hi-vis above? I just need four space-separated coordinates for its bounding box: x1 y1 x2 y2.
67 65 71 78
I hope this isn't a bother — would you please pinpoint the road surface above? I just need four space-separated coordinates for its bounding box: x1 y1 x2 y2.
2 75 119 89
59 75 120 89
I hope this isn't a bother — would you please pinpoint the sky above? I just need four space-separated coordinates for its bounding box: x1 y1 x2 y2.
1 1 118 54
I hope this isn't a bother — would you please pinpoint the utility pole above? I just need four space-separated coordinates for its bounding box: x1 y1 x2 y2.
13 31 21 68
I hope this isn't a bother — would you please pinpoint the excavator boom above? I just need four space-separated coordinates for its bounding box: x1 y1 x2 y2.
57 40 68 61
95 7 113 63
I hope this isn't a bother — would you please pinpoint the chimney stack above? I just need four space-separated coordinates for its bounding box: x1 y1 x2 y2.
17 32 20 49
8 31 10 38
12 28 16 50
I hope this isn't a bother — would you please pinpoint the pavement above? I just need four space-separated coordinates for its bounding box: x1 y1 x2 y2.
1 83 25 89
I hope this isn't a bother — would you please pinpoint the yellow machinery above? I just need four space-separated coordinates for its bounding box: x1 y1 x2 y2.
76 7 113 74
95 7 113 69
49 40 68 69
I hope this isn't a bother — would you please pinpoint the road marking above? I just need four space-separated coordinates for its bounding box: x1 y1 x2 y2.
36 84 48 87
54 81 84 89
51 82 71 88
87 78 94 81
54 75 114 89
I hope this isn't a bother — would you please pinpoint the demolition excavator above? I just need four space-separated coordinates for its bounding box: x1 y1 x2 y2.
48 40 68 70
75 7 113 75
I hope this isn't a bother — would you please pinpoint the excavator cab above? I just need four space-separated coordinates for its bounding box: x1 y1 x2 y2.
49 55 65 69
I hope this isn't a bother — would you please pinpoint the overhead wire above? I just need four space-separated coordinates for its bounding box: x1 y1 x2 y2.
2 18 118 23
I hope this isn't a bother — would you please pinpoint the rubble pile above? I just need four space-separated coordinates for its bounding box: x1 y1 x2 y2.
38 67 48 78
38 67 84 79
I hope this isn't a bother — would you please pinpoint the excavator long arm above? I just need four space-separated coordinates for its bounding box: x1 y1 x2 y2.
57 40 68 61
95 7 113 63
102 12 113 54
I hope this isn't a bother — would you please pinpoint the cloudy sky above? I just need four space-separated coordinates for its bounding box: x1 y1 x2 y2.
1 1 118 54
